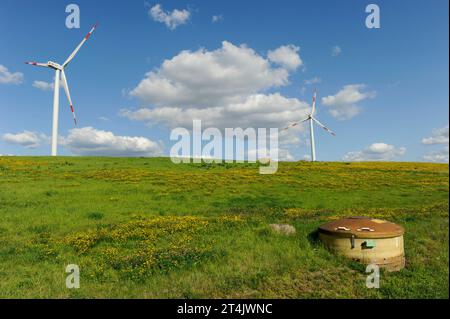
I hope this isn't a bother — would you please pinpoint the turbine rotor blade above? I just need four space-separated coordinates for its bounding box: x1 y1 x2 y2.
25 61 49 68
311 89 317 115
62 23 98 68
282 117 310 131
312 117 336 136
60 71 77 125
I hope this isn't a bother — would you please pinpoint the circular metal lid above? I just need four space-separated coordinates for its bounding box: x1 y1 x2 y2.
318 217 404 239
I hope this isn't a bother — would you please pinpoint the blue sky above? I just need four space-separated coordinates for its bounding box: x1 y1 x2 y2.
0 0 448 162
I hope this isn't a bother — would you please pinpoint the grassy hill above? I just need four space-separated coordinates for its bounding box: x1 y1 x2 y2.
0 156 448 298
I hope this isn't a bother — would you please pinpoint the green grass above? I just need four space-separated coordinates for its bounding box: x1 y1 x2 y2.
0 156 448 298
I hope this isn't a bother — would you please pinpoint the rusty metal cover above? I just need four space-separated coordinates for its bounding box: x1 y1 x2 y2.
318 217 404 239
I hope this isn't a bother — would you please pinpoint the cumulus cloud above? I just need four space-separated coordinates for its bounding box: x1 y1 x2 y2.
302 154 311 161
423 146 449 163
212 15 223 23
422 125 449 163
278 148 294 161
321 84 375 120
33 80 54 91
61 127 163 157
124 41 309 146
122 93 310 135
130 41 292 108
0 65 23 85
343 142 406 161
33 76 65 91
267 45 302 71
304 77 322 85
422 125 449 145
2 131 48 148
331 45 342 57
149 4 190 30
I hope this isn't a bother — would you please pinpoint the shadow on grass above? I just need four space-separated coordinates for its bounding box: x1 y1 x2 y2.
307 229 321 246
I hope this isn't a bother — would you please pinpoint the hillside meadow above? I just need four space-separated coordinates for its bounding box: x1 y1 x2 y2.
0 156 448 298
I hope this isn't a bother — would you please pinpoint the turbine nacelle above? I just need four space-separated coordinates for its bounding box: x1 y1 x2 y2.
47 61 63 70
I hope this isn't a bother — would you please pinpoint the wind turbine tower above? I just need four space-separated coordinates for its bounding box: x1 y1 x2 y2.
283 90 336 162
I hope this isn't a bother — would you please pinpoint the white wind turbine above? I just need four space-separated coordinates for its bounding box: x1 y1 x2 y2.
25 23 98 156
283 90 336 162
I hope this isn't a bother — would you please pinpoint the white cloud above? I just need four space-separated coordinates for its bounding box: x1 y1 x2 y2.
32 80 54 91
302 154 311 161
124 41 311 149
304 77 321 85
422 125 449 145
2 131 48 148
122 93 310 134
267 45 303 71
331 45 342 57
32 76 65 91
421 125 449 163
423 146 449 163
130 41 291 108
212 15 223 23
0 65 23 85
343 143 406 161
149 4 190 30
278 148 294 161
125 41 308 138
321 84 375 120
61 127 163 157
